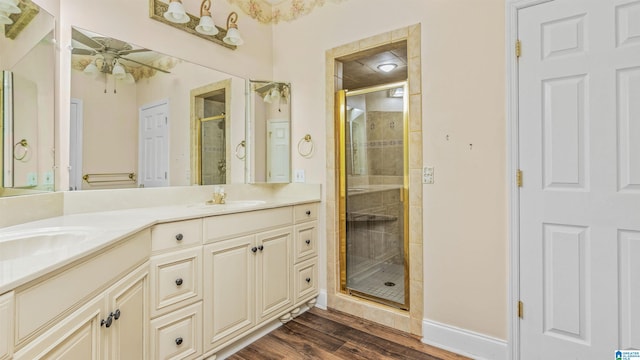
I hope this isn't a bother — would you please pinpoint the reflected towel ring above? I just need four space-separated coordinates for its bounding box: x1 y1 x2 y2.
13 139 30 161
297 134 314 158
235 140 246 160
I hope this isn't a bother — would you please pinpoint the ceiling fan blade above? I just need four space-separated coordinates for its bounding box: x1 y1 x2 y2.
118 48 152 56
71 48 96 56
119 56 171 74
72 28 105 51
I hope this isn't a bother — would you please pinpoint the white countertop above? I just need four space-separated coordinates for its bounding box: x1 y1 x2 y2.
0 198 318 295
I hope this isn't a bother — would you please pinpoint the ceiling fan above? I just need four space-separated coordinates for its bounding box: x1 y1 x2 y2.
71 28 171 77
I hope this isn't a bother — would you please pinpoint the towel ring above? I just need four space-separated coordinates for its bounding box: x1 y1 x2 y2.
235 140 246 160
13 139 29 161
297 134 314 158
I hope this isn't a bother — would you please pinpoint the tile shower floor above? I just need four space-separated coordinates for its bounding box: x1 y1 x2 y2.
348 261 405 304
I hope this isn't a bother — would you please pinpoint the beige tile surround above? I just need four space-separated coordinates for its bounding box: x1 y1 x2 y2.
325 24 423 335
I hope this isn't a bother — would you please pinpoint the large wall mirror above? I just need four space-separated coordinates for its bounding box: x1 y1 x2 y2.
246 80 291 183
0 2 55 197
70 27 246 190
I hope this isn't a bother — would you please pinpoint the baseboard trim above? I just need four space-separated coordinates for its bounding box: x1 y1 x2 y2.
422 319 508 360
316 289 328 309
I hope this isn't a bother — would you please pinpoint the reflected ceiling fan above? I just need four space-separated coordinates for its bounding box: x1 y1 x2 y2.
71 28 170 80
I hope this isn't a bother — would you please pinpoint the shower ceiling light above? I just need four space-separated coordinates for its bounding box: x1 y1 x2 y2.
377 63 397 73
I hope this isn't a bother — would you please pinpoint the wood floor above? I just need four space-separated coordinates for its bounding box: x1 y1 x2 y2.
228 307 470 360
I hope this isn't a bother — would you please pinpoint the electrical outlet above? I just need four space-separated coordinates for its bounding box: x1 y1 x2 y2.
294 169 305 183
423 166 434 184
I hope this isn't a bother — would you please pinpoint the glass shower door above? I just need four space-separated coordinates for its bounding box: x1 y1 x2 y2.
337 82 409 310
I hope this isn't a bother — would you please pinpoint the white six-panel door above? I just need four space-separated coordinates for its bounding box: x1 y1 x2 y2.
139 101 169 188
518 0 640 358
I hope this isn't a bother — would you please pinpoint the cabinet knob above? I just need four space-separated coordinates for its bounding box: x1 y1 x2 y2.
305 210 311 216
258 245 264 251
113 309 121 320
175 337 183 346
305 239 311 245
101 314 113 328
175 278 183 286
251 247 258 253
306 277 311 283
175 233 184 241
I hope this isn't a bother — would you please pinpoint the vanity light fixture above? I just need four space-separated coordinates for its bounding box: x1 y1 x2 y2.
150 0 241 49
0 11 12 24
0 0 21 15
223 12 243 46
163 0 189 23
377 63 397 73
195 0 218 35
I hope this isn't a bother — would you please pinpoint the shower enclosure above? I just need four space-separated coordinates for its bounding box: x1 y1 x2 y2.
337 82 409 309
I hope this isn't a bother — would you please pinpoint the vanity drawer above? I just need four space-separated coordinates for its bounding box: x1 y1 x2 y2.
0 292 13 360
203 207 292 243
294 221 318 263
150 247 202 317
152 219 202 252
294 203 318 223
294 259 318 304
150 302 202 360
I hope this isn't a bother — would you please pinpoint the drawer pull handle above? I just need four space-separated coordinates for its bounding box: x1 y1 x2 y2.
113 309 121 320
306 277 311 283
175 337 183 346
258 245 264 251
305 210 311 216
251 247 258 253
175 233 184 241
305 239 311 245
101 314 113 328
175 278 184 286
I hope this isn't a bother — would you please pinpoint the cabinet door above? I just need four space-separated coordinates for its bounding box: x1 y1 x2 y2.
0 292 13 360
256 228 293 322
13 296 103 360
203 235 255 353
104 265 149 360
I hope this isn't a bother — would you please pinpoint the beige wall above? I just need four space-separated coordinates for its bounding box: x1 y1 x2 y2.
272 0 507 340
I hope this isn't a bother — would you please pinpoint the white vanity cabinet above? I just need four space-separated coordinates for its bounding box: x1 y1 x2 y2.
0 292 13 360
13 261 150 360
202 207 294 354
149 219 203 360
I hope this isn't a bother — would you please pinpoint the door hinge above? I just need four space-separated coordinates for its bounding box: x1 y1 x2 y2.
518 300 524 319
165 172 167 180
516 40 522 58
516 169 523 187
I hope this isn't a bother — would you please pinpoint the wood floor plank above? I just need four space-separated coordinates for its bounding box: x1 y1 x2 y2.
230 308 469 360
292 312 440 359
307 308 470 360
270 325 345 360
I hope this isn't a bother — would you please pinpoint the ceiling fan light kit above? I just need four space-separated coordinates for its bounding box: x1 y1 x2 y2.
3 0 40 40
149 0 242 49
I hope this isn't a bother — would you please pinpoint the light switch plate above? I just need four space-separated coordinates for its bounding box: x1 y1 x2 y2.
294 169 305 183
423 166 434 184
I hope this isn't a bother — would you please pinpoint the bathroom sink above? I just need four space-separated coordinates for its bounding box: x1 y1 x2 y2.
0 227 97 261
